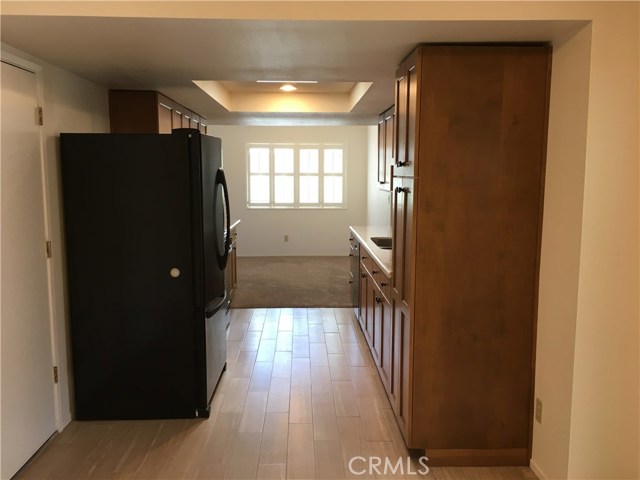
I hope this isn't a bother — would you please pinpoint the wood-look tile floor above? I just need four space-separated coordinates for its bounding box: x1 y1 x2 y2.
17 308 538 480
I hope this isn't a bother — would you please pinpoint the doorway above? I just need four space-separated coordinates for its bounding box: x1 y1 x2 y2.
1 59 57 479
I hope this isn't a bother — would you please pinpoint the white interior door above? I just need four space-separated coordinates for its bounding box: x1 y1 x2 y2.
1 60 57 479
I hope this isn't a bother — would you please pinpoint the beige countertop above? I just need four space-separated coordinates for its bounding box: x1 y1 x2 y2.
349 225 393 278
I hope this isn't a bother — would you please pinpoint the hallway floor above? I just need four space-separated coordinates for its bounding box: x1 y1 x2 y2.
17 308 538 479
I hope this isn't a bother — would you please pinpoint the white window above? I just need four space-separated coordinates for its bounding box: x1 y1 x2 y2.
247 144 346 208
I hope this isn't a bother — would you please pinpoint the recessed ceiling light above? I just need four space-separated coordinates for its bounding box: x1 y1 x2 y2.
280 84 297 92
257 80 318 84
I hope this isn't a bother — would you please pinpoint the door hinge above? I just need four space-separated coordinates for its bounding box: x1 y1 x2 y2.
45 240 52 258
36 107 43 126
53 366 58 384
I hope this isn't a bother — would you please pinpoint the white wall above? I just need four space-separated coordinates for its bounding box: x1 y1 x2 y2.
206 125 368 256
1 43 110 429
532 24 592 480
366 125 391 227
566 4 639 479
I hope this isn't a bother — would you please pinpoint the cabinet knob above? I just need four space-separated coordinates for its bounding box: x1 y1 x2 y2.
348 253 354 257
361 273 367 278
381 282 388 287
372 270 379 274
348 280 354 284
375 297 382 304
362 255 368 259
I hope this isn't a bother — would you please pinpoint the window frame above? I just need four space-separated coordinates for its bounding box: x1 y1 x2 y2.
246 142 347 209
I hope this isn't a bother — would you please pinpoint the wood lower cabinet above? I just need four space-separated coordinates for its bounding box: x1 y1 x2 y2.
109 90 208 134
357 246 396 407
348 236 360 308
385 45 552 466
226 224 238 301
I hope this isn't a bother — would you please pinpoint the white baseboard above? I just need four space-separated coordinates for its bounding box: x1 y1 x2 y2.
530 458 551 480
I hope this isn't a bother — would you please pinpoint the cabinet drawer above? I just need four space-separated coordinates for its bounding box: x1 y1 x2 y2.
359 250 374 274
378 271 392 301
368 260 391 302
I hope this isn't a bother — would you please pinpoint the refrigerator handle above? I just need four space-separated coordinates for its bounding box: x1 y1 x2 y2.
215 168 231 270
205 290 229 318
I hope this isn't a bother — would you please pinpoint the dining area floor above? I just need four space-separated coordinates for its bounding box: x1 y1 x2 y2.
16 308 538 480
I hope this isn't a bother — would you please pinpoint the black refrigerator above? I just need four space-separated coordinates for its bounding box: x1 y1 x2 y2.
60 129 230 420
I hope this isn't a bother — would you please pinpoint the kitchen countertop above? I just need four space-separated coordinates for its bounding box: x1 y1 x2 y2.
349 225 393 278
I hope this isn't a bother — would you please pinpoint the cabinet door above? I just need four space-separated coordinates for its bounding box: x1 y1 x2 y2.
394 50 420 177
231 231 238 292
372 287 383 366
358 269 368 333
378 107 394 190
384 109 394 185
172 109 183 130
365 279 376 349
377 115 385 184
395 64 408 171
225 238 238 302
393 299 411 438
392 177 415 308
379 295 393 396
158 103 173 133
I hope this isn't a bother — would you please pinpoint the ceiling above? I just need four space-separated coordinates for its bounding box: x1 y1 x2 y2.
0 13 586 125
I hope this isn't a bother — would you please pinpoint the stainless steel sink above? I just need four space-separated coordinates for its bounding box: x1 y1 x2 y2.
370 236 392 250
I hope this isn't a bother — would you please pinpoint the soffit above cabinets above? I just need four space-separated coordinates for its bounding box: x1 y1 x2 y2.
0 6 587 125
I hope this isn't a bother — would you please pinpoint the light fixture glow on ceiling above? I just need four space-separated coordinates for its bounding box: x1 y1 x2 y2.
280 84 297 92
256 80 318 84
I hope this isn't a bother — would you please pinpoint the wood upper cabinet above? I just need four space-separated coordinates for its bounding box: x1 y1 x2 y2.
394 50 421 178
387 45 552 465
109 90 208 134
377 105 394 190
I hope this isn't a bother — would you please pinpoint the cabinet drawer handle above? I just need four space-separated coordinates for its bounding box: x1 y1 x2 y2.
372 270 379 274
380 282 388 287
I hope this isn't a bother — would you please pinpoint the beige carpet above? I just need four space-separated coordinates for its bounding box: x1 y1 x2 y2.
231 256 351 308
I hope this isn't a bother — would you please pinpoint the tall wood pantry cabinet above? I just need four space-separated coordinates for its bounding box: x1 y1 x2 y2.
388 45 552 466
